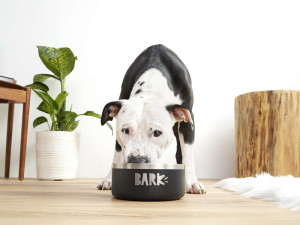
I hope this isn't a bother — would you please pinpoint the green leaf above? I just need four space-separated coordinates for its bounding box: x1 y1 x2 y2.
58 111 77 121
37 46 60 77
57 111 77 131
58 48 77 79
105 122 113 134
37 101 49 114
33 116 48 128
37 46 59 60
80 111 101 119
66 120 79 132
33 74 59 82
37 46 77 80
77 111 113 134
55 92 68 111
26 82 49 92
33 90 59 115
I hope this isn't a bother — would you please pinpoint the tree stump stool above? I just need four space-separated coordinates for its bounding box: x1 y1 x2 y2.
235 90 300 177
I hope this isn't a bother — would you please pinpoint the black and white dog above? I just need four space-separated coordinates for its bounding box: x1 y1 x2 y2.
98 44 206 194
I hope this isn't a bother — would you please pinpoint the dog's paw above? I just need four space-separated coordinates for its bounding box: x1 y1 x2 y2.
97 179 112 190
186 182 206 194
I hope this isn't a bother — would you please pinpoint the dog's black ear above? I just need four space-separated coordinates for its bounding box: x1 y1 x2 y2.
101 101 123 125
166 104 194 129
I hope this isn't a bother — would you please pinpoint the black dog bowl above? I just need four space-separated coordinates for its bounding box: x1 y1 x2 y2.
112 163 185 201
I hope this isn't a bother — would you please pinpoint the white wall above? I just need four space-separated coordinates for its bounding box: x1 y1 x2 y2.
1 0 300 179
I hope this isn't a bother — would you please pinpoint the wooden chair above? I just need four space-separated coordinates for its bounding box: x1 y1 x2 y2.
0 76 31 180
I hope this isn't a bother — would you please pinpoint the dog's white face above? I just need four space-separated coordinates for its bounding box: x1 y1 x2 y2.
115 98 175 163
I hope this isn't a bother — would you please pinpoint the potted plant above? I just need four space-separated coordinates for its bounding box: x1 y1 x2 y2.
27 46 112 180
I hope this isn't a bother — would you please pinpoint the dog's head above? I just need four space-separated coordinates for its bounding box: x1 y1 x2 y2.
101 98 193 163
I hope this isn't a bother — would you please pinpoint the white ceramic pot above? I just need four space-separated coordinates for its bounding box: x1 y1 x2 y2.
36 131 80 180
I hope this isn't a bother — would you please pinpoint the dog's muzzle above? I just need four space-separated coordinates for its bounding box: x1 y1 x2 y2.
127 155 150 163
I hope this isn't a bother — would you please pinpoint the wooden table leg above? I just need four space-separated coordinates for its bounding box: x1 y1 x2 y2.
19 88 31 181
5 102 15 178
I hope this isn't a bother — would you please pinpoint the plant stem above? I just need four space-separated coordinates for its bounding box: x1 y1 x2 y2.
50 114 55 131
46 121 50 130
61 78 66 112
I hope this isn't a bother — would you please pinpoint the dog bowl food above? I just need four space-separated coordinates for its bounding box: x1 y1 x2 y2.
112 163 185 201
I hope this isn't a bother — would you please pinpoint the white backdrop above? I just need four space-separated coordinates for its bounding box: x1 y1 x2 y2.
1 0 300 179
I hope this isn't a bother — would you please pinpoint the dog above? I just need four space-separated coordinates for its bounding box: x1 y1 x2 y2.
98 44 206 194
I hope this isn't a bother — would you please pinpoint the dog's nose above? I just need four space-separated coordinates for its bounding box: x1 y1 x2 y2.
128 155 150 163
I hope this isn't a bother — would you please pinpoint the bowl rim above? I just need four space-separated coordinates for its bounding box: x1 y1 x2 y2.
112 163 184 169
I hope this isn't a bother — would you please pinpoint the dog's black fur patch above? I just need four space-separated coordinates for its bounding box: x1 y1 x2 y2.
172 122 182 164
115 140 122 152
135 89 142 95
101 101 123 125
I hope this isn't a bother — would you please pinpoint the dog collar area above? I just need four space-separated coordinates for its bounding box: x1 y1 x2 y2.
112 163 184 170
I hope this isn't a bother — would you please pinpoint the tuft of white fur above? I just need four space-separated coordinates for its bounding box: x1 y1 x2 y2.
214 173 300 212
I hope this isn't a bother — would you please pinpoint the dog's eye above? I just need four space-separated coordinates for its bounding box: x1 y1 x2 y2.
122 128 130 135
153 130 162 137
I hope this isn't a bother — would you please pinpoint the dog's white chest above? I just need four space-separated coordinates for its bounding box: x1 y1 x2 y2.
129 68 182 105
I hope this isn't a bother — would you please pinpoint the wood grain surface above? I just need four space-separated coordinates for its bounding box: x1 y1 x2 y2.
0 86 26 102
235 90 300 177
0 179 299 225
18 87 31 180
4 102 14 178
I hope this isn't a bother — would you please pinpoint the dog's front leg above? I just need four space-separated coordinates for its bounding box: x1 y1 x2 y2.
178 122 206 194
97 141 123 190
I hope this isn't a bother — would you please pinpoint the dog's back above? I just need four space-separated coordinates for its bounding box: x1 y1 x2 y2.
119 44 193 109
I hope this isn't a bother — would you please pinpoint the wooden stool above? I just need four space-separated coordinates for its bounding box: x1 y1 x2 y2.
0 76 31 180
235 90 300 178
